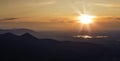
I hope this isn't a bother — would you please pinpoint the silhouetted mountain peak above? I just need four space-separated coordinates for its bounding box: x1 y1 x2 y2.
20 33 37 40
22 33 32 36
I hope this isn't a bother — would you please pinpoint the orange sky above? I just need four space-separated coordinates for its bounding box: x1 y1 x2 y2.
0 0 120 31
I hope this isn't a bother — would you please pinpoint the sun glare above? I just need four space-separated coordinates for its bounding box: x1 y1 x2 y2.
78 14 95 24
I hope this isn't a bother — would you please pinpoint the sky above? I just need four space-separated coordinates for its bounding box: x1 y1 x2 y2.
0 0 120 31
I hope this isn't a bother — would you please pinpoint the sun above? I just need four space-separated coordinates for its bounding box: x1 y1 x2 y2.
78 14 95 24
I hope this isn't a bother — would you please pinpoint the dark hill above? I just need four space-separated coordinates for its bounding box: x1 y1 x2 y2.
0 33 120 61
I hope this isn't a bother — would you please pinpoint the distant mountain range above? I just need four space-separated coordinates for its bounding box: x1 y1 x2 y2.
0 28 53 39
0 28 62 38
0 28 35 35
0 28 120 42
0 28 75 41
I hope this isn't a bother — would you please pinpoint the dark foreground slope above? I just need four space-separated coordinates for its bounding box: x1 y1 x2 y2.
0 33 120 61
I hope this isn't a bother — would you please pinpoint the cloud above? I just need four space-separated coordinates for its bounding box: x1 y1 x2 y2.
73 1 120 8
93 3 120 8
49 18 76 24
39 1 56 5
32 1 56 6
94 17 120 23
0 18 17 21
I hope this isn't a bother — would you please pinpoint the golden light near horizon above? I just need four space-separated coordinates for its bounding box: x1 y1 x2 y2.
78 14 95 24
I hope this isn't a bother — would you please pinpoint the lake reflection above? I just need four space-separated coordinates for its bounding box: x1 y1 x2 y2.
73 35 109 39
